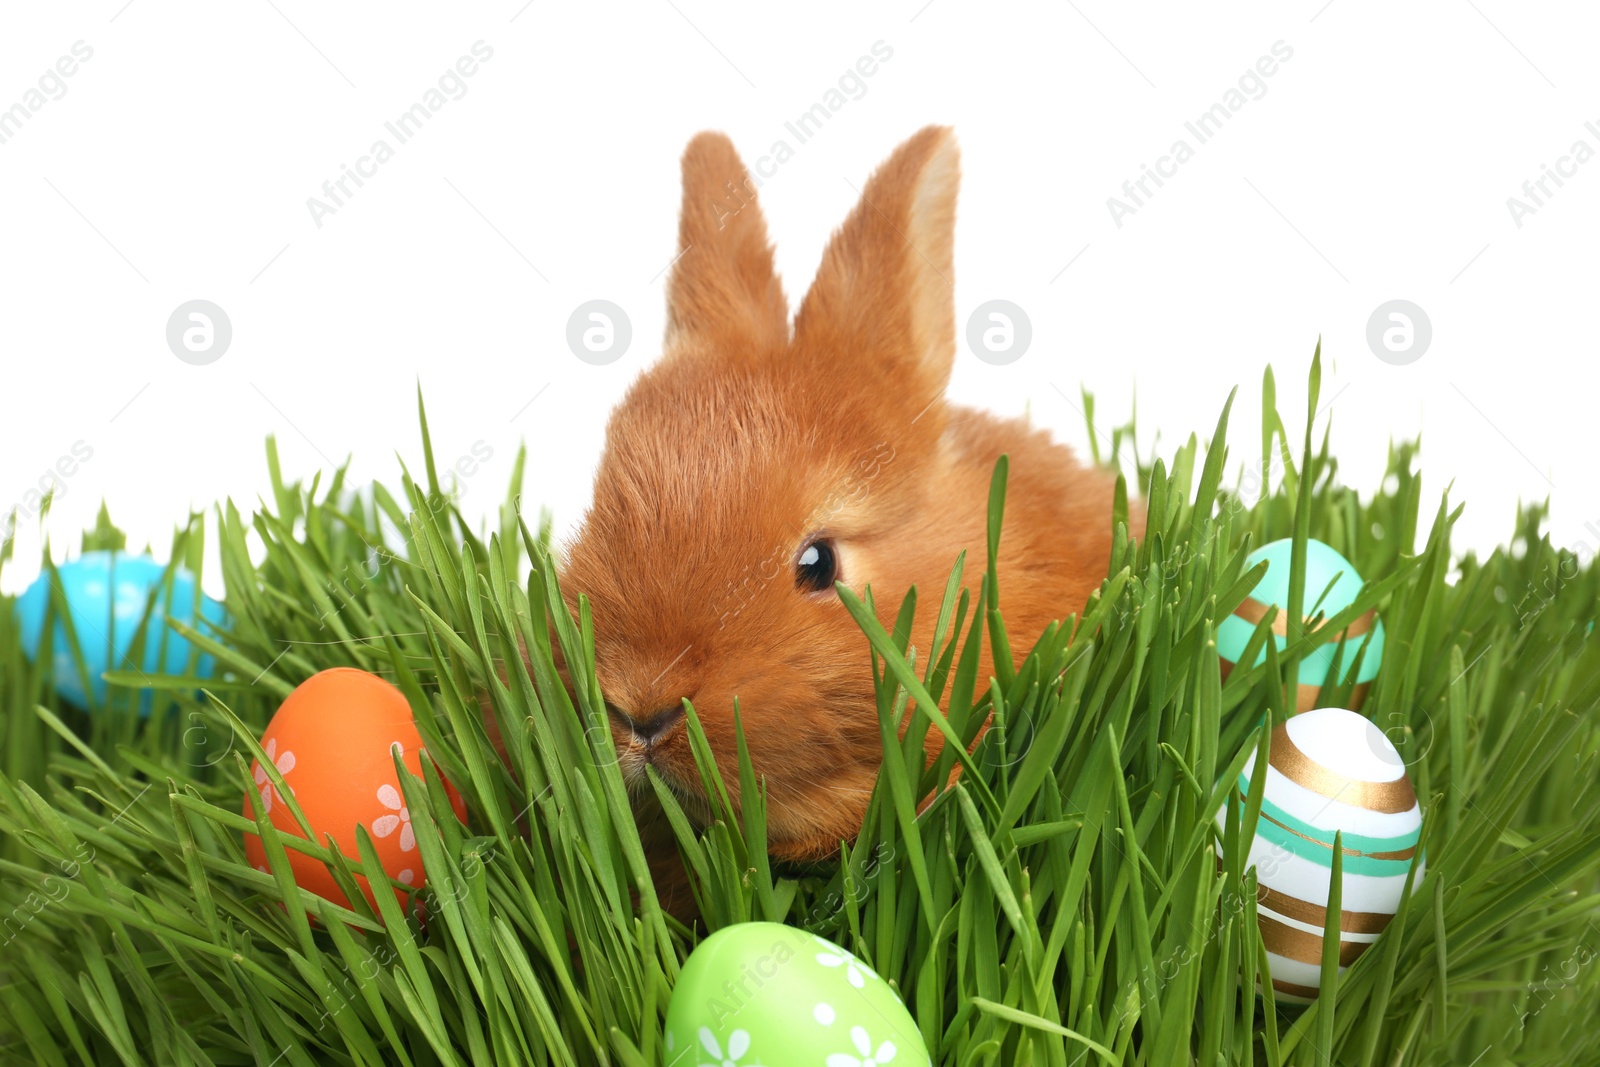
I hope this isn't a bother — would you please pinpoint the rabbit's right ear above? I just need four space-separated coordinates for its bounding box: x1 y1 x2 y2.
665 132 789 356
792 126 960 413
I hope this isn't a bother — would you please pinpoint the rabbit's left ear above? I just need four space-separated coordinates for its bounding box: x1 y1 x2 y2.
666 132 790 355
793 126 960 404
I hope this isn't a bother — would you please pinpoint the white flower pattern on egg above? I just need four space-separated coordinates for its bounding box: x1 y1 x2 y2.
826 1025 898 1066
371 784 415 852
696 1026 752 1066
252 738 296 814
113 582 147 619
815 945 867 989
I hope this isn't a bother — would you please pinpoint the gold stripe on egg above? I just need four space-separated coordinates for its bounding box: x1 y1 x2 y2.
1211 858 1397 934
1258 914 1373 966
1268 724 1417 814
1255 883 1394 934
1219 605 1374 711
1257 809 1418 862
1234 599 1377 641
1218 662 1369 711
1295 680 1369 713
1270 977 1323 1000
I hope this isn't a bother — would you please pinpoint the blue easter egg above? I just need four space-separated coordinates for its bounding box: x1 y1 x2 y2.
1217 538 1383 711
15 551 227 712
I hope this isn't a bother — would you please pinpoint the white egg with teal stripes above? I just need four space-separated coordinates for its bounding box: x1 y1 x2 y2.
1220 707 1423 1003
1217 538 1384 712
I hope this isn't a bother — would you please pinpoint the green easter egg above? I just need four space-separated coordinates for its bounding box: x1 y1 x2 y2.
664 922 929 1067
1217 538 1383 706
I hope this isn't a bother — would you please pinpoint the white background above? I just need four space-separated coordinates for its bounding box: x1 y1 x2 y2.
3 1 1598 594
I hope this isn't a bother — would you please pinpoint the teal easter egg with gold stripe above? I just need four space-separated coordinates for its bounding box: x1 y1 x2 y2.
1218 538 1383 711
1219 707 1423 1003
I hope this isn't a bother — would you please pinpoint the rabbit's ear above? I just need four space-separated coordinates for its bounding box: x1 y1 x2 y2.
666 132 789 354
793 126 959 402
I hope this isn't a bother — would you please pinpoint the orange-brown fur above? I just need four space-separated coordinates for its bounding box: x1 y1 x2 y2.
558 127 1121 865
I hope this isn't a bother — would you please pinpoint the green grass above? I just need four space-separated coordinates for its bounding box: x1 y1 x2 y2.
1 352 1598 1066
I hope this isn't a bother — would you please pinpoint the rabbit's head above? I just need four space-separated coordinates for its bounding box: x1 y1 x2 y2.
560 127 1093 861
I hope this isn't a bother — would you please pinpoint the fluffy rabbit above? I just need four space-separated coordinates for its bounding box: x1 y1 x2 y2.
558 126 1121 865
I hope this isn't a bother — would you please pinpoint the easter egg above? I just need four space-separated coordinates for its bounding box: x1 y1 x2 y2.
1217 538 1384 712
15 550 227 712
1220 707 1423 1003
664 922 929 1067
243 668 466 914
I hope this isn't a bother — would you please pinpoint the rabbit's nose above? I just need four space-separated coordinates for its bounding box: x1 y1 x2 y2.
634 706 685 744
608 703 685 746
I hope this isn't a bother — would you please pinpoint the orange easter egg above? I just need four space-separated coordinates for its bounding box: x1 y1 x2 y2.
243 667 466 914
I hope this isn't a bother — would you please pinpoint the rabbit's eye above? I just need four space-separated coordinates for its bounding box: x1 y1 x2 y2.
795 539 839 593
